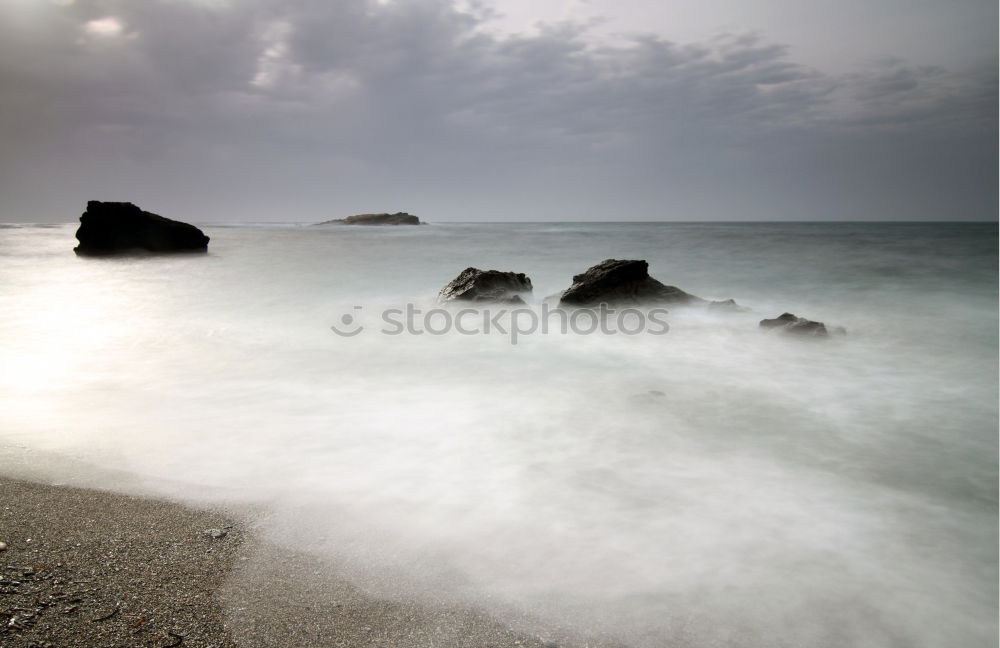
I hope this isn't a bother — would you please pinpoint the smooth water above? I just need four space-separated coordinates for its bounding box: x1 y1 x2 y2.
1 221 997 647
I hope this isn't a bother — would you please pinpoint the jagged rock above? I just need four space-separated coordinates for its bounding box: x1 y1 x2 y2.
317 212 421 225
439 268 532 304
74 201 209 255
760 312 838 337
557 259 702 307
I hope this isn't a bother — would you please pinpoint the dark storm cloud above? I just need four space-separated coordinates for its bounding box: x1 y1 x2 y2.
0 0 994 221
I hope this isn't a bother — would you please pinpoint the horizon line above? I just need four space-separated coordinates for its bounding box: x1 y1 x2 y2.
7 219 998 226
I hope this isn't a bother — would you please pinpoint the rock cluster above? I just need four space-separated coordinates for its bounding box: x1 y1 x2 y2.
68 209 847 341
435 259 843 339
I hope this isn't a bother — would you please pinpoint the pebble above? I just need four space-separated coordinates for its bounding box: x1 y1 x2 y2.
203 529 227 539
0 541 7 551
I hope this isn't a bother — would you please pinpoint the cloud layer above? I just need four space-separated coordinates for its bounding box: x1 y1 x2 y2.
0 0 995 221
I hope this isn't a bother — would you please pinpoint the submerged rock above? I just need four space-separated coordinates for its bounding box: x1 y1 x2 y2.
759 312 799 329
74 201 209 255
439 267 532 304
760 312 840 338
318 212 422 225
557 259 703 307
708 298 748 312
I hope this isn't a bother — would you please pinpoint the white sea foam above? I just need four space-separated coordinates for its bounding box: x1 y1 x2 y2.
0 222 996 646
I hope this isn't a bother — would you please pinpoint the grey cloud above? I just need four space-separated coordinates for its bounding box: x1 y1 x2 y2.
840 60 996 135
0 0 994 222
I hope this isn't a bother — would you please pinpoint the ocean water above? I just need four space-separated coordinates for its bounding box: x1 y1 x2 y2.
0 221 996 647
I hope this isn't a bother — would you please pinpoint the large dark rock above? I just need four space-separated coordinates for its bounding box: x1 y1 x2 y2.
74 201 209 255
439 268 532 304
760 312 839 338
318 212 422 225
557 259 702 307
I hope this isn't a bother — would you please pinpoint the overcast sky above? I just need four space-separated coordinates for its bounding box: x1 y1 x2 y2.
0 0 995 222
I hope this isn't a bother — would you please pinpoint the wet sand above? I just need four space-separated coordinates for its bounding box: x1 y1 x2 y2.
0 477 618 648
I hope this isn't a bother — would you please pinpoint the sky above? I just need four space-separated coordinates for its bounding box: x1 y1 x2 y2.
0 0 995 222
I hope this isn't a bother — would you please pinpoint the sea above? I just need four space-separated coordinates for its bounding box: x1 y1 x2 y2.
0 221 997 647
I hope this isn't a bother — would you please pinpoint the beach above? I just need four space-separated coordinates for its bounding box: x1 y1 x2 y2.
0 476 605 648
0 476 243 647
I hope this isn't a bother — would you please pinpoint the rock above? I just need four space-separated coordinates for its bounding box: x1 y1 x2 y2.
786 319 828 336
558 259 701 307
439 267 532 304
317 212 422 225
0 541 6 551
759 312 833 338
74 201 209 255
708 298 748 312
760 312 799 329
203 529 227 539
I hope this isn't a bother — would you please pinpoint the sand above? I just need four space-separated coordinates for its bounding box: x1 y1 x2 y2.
0 477 243 647
0 477 620 648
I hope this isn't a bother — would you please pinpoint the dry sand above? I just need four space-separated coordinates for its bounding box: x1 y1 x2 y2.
0 477 622 648
0 477 242 648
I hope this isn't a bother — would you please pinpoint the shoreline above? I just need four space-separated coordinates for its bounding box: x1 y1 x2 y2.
0 476 613 648
0 476 244 648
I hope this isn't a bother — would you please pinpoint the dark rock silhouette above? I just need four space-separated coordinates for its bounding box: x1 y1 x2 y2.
439 268 532 304
74 201 209 255
760 312 840 337
557 259 705 307
317 212 422 225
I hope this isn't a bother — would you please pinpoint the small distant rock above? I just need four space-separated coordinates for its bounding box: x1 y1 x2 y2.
439 267 533 304
760 312 840 338
74 201 209 255
0 541 7 551
317 212 422 225
203 529 227 539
